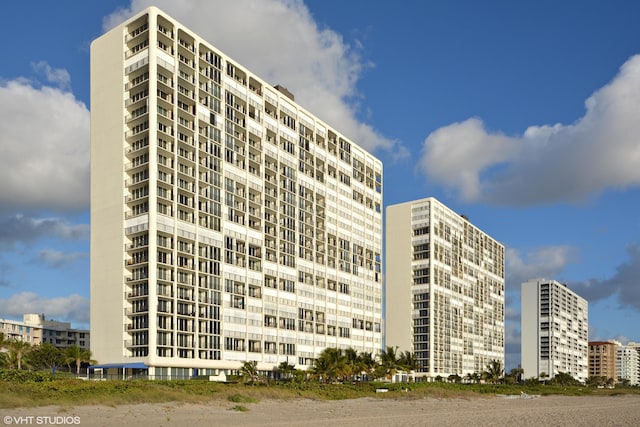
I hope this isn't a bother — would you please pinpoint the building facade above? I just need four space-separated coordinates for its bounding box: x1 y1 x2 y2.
0 314 90 350
90 7 383 378
521 279 588 382
385 198 505 380
588 341 618 384
618 342 640 386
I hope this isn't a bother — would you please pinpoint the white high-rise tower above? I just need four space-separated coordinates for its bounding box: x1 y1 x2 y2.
90 7 383 379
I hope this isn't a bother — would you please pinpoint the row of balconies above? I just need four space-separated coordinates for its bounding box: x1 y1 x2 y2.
122 49 384 178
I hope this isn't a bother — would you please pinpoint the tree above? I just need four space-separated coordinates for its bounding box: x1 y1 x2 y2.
466 372 481 384
509 367 524 383
309 353 332 383
380 346 403 381
483 359 504 384
311 347 346 382
343 347 362 381
552 371 576 387
586 375 606 388
359 352 377 381
5 338 33 370
448 374 462 383
239 360 260 384
399 351 416 372
504 367 524 385
539 371 548 384
26 343 64 372
276 360 296 381
64 345 97 376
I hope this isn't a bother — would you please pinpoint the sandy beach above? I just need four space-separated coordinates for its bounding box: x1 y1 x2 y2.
3 394 640 427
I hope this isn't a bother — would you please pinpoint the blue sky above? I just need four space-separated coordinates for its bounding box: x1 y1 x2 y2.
1 0 640 371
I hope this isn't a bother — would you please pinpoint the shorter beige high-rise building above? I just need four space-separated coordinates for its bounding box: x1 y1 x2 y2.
386 197 505 380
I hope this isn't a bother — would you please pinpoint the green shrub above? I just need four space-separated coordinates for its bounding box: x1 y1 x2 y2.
0 369 54 383
228 394 259 403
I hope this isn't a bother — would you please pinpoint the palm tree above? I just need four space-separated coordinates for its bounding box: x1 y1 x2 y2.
343 347 362 381
64 345 97 376
359 351 377 381
509 367 524 383
483 359 503 384
399 350 416 372
239 360 260 384
380 346 403 381
309 353 332 383
276 360 296 381
6 338 33 370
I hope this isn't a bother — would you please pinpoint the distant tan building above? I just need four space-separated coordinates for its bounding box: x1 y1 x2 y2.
0 314 90 350
589 341 618 383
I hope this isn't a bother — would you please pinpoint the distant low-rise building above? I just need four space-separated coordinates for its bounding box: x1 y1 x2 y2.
0 314 90 350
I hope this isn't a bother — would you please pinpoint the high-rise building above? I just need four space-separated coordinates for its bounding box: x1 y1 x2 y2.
521 279 588 382
588 341 618 384
90 7 383 379
385 197 505 380
618 342 640 386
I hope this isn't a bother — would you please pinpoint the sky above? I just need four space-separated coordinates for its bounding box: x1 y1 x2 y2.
1 0 640 371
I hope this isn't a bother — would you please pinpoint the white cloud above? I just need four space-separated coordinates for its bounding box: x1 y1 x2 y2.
36 249 88 268
31 61 71 90
0 77 90 212
506 245 576 291
418 118 516 201
418 54 640 206
0 292 89 327
105 0 403 157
